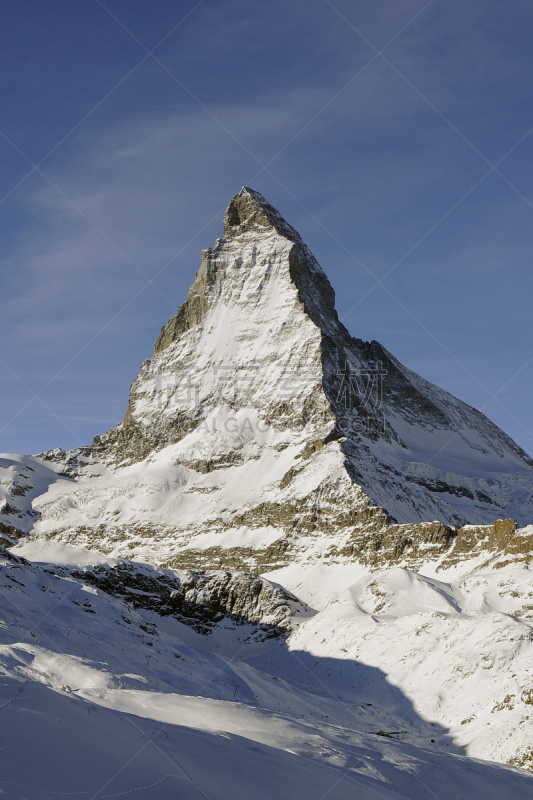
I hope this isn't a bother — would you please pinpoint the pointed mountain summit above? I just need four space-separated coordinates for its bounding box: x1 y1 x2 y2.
6 189 533 571
153 187 338 356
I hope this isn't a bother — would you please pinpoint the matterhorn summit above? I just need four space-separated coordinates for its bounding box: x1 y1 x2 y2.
2 187 533 571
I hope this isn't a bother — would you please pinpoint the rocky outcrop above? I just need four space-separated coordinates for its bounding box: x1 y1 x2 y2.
326 517 533 572
337 519 455 567
443 518 533 568
70 561 309 636
0 522 26 547
0 545 309 637
48 512 533 576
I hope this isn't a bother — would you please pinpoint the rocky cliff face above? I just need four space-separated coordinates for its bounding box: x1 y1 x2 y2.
69 560 311 637
3 187 533 571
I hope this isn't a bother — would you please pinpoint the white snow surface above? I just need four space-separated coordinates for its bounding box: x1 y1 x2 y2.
1 542 533 797
281 561 533 768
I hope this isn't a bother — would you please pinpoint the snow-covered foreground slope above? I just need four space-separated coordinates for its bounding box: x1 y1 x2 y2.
2 542 533 798
5 678 531 800
272 560 533 770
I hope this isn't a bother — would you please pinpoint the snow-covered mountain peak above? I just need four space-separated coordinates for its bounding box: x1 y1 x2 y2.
223 186 303 243
4 188 533 570
154 187 337 358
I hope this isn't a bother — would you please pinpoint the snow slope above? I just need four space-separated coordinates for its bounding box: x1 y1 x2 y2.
0 453 71 540
279 562 533 769
2 542 533 798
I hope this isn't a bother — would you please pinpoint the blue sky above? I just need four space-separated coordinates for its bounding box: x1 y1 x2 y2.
1 0 533 456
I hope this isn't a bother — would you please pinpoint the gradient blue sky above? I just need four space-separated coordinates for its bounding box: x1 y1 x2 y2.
1 0 533 456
